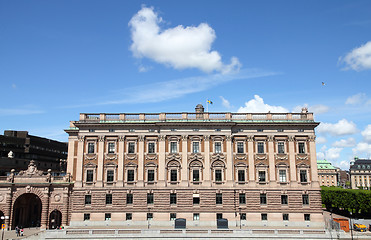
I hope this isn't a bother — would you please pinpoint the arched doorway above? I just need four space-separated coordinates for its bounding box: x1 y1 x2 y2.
12 193 42 229
49 210 62 229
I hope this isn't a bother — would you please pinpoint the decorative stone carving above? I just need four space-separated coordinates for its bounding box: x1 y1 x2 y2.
146 154 158 161
0 194 4 202
25 185 31 193
308 136 316 142
85 154 97 161
267 136 274 142
18 160 43 176
226 135 232 141
296 155 308 160
7 169 15 182
98 136 105 142
8 151 14 158
288 136 295 142
138 136 145 142
234 154 247 161
159 135 166 141
78 136 84 142
54 194 61 202
255 154 267 160
126 154 137 161
105 154 117 161
181 135 188 141
275 154 288 160
211 153 225 162
166 153 181 162
118 136 125 142
203 135 210 141
247 136 254 142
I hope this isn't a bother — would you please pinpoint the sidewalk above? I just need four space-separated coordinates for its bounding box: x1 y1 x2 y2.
2 227 42 240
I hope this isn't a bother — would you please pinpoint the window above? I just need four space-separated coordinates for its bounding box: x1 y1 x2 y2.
302 194 309 205
88 142 95 154
238 170 245 182
260 194 267 205
85 195 91 205
127 169 135 182
240 213 246 220
86 170 94 182
128 142 135 153
107 170 114 182
106 194 112 205
216 193 223 205
237 142 244 153
193 213 200 220
84 213 90 221
127 193 133 204
105 213 111 221
129 129 135 132
278 142 285 154
126 213 132 220
279 170 287 182
261 213 267 221
298 142 305 153
89 129 95 132
147 170 155 182
281 195 288 205
148 142 155 153
216 213 223 220
170 193 177 205
170 169 177 182
193 142 200 153
298 129 304 132
257 142 264 153
193 169 200 182
304 214 310 221
215 142 222 153
193 196 200 205
147 193 154 204
277 129 284 132
283 214 289 221
108 142 115 153
257 129 263 132
215 169 222 182
109 129 115 132
149 129 155 132
147 213 153 220
239 193 246 204
300 170 308 183
170 213 177 221
170 142 177 153
258 171 266 182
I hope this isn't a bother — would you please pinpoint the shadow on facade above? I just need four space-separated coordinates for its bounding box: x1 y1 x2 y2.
12 193 41 229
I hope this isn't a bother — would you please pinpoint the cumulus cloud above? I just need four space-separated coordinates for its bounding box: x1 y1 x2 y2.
317 119 358 136
129 6 241 73
352 142 371 156
220 96 232 109
345 93 368 105
332 137 356 148
237 95 288 113
292 104 329 115
316 136 327 144
339 160 350 169
340 41 371 71
361 124 371 143
317 147 343 161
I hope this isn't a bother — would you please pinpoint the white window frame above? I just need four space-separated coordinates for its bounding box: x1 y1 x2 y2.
148 142 156 154
277 141 285 154
257 142 265 154
87 142 96 154
107 142 116 154
237 142 244 154
298 142 306 154
214 141 222 154
127 141 136 154
170 141 178 154
192 141 200 154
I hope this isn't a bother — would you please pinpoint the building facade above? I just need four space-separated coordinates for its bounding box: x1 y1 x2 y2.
317 159 339 187
63 105 323 228
350 157 371 189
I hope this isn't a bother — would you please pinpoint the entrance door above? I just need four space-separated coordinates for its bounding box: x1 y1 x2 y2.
49 210 62 229
12 193 42 229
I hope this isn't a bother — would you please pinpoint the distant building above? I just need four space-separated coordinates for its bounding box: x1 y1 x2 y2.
0 130 68 175
338 169 350 188
317 159 339 187
350 157 371 189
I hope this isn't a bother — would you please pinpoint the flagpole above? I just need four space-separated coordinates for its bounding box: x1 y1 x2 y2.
206 100 208 112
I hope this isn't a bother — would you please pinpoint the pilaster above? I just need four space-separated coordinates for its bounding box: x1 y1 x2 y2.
288 136 297 185
137 136 145 187
226 135 233 185
75 136 84 187
203 135 211 186
267 136 276 184
181 135 188 186
117 136 125 187
309 136 319 187
247 136 255 184
96 136 105 187
158 135 166 186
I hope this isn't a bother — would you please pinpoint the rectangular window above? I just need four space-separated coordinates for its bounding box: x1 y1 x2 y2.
240 213 246 220
108 142 115 153
257 142 264 154
237 142 244 153
261 213 268 221
260 194 267 205
86 170 94 182
88 142 95 154
279 170 287 182
126 193 133 204
128 142 135 153
105 213 111 221
147 213 153 220
304 214 310 221
215 169 222 182
170 193 177 205
258 171 266 182
193 213 200 220
283 214 289 221
85 195 91 205
147 193 154 204
193 142 200 153
281 195 288 205
278 142 285 154
107 170 114 182
170 213 177 221
238 170 245 182
89 129 95 132
84 213 90 221
106 194 112 205
300 170 308 183
193 196 200 205
148 142 155 153
239 193 246 204
302 194 309 205
126 213 132 220
127 169 135 182
193 169 200 181
170 142 177 153
216 213 223 220
109 129 115 132
215 142 222 153
298 142 305 153
277 129 284 132
170 169 177 182
216 193 223 205
147 170 155 182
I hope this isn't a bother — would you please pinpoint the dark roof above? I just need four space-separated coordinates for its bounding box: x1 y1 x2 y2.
350 159 371 170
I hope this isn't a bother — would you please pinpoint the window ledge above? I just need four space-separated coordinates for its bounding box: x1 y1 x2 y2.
192 181 201 184
214 181 225 184
279 182 289 184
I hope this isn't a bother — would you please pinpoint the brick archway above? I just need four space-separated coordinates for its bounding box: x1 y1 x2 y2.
12 193 42 229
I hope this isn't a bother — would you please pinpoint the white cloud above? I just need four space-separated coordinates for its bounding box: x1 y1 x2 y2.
292 104 329 115
316 136 327 144
317 119 358 136
345 93 367 105
316 147 343 161
339 160 350 169
317 151 325 160
332 137 356 148
352 142 371 156
361 124 371 143
340 41 371 71
129 6 241 73
220 96 232 109
237 95 288 113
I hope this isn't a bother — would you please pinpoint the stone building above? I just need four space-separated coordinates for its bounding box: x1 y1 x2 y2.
317 159 339 187
350 157 371 189
63 105 323 228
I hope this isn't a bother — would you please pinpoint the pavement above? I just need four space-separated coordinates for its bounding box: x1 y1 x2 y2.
1 227 42 240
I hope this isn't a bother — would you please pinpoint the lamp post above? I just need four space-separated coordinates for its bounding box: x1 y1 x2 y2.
349 211 353 240
238 207 242 229
147 208 151 229
1 216 9 240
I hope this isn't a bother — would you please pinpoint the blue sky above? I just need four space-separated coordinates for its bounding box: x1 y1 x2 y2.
1 1 371 169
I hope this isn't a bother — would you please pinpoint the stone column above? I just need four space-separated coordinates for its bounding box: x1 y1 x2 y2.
247 136 255 184
62 188 69 226
40 188 50 230
137 136 145 187
117 136 125 187
158 135 166 186
181 135 188 186
308 136 319 187
267 136 276 183
226 135 233 185
75 136 85 187
203 135 211 186
6 188 12 230
288 136 297 184
66 136 76 176
96 136 105 187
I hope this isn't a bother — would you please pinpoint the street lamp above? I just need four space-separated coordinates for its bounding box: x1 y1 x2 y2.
349 211 353 240
1 216 9 240
147 208 151 229
238 207 242 229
